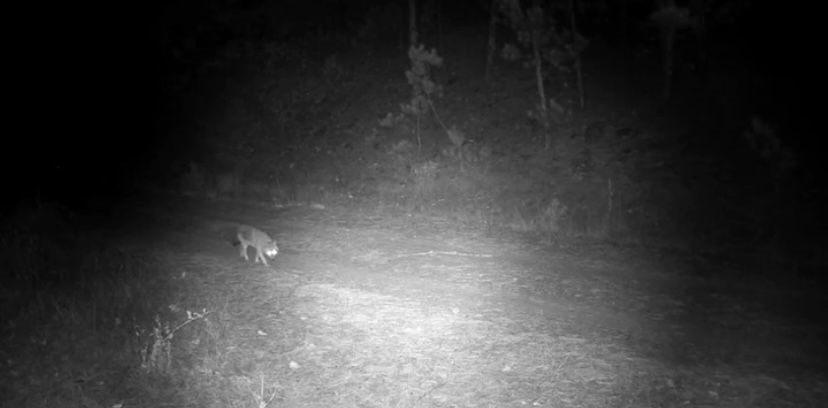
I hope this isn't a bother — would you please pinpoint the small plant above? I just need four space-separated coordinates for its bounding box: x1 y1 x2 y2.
499 0 588 150
412 160 439 181
443 126 467 168
246 373 280 408
213 166 243 200
540 197 569 238
378 112 406 128
180 161 208 197
399 44 476 171
411 160 440 205
139 315 172 375
743 116 796 189
446 126 465 154
322 53 344 79
401 44 444 150
648 3 699 101
742 115 798 257
137 308 212 375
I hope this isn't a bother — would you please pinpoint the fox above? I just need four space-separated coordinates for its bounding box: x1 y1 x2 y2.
233 224 279 266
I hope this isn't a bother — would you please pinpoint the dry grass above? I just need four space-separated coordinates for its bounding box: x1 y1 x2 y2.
2 203 825 407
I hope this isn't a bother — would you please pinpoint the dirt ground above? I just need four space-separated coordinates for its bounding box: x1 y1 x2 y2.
86 197 825 407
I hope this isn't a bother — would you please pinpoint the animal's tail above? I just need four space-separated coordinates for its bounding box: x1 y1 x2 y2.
203 220 240 246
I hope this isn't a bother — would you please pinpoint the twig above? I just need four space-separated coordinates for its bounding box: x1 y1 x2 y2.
391 250 494 260
165 309 213 341
247 373 279 408
417 381 447 402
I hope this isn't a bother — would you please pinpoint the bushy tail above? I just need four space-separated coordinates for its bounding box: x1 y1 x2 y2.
203 220 240 246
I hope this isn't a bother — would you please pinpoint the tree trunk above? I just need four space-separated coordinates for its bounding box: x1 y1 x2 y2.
654 0 677 102
409 0 418 47
569 0 584 108
690 0 707 77
660 24 675 101
485 0 498 82
619 0 630 47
